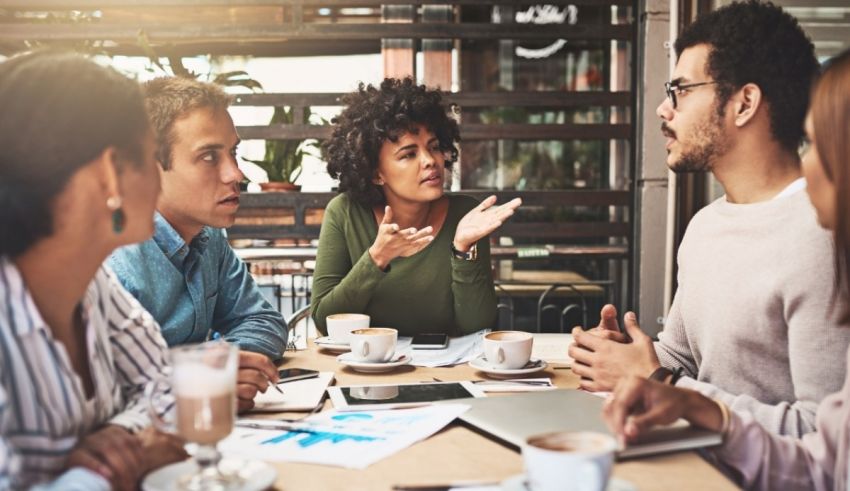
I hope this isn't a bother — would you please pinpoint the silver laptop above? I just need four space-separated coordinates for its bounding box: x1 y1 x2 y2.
449 389 722 459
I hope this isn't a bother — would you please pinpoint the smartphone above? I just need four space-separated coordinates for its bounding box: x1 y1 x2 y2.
277 368 320 383
411 333 449 350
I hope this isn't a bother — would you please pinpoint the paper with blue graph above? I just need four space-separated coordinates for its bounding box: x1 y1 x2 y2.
220 404 469 469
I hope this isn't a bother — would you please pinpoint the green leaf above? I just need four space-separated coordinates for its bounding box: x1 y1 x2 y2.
167 55 195 79
136 29 167 73
213 71 263 92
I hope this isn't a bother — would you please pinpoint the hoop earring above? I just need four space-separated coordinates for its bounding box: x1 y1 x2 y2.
106 196 126 234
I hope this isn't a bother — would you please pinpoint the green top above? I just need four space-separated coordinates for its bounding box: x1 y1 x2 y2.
311 193 497 336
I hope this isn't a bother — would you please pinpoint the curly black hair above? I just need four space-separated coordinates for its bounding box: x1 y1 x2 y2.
322 77 460 206
675 0 818 152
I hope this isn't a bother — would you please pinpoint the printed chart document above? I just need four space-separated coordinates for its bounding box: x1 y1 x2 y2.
221 404 469 469
250 371 334 412
401 330 487 367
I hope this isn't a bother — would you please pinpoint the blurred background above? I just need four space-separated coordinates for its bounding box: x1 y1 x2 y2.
1 0 846 335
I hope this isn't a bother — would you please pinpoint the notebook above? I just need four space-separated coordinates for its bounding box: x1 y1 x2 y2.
452 389 722 459
251 371 334 412
531 333 574 366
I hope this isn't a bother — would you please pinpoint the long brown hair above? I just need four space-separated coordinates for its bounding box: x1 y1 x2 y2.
811 49 850 321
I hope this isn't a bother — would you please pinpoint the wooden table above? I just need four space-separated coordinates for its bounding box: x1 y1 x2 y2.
247 343 738 491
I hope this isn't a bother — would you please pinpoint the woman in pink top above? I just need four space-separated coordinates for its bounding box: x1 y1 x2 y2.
603 49 850 491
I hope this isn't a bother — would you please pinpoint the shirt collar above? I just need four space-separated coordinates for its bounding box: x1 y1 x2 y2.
1 256 51 336
191 227 212 255
152 212 188 259
152 211 213 260
772 177 807 201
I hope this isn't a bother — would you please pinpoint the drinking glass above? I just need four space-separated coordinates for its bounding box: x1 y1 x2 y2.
147 341 239 491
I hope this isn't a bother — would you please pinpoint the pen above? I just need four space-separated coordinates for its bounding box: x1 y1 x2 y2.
391 481 500 490
265 373 285 394
234 419 345 435
235 420 323 432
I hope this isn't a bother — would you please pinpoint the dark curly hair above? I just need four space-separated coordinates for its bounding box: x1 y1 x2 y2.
322 77 460 206
675 0 818 152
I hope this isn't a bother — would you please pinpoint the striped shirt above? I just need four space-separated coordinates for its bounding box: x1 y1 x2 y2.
0 257 171 489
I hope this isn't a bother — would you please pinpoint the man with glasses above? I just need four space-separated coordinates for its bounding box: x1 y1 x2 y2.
569 0 850 437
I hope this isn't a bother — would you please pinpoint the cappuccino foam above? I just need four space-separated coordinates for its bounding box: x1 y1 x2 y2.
486 331 532 342
173 363 234 397
328 313 369 320
528 432 613 454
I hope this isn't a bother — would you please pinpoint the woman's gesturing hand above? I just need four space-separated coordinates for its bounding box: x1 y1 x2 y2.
453 196 522 252
602 376 724 444
368 206 435 269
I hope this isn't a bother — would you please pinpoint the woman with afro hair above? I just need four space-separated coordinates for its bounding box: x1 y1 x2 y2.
311 77 521 337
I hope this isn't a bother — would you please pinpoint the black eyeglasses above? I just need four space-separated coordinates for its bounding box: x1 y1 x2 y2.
664 80 718 109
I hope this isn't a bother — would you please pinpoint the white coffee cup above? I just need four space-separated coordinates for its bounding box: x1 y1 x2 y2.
326 313 370 344
523 431 617 491
350 385 400 401
349 328 397 363
483 330 533 369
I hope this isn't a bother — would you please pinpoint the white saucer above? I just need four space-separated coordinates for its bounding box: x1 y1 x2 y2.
502 474 636 491
469 354 548 379
315 336 350 353
142 458 277 491
336 352 411 373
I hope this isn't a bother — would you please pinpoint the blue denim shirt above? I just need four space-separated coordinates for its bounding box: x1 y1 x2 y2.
109 212 287 360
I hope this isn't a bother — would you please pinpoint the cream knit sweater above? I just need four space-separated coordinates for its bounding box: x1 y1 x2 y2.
656 189 850 437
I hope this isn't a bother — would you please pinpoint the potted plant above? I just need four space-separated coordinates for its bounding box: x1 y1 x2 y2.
246 105 322 192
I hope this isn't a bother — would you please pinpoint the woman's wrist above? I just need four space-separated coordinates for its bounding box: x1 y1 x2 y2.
452 238 472 253
368 245 390 270
685 392 726 433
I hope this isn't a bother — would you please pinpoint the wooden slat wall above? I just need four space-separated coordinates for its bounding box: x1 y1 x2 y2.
1 0 637 264
231 191 631 244
2 1 631 8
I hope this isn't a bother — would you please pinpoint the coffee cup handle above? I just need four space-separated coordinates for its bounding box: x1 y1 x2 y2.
144 375 175 434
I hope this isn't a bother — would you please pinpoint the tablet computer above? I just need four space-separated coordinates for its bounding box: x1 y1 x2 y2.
327 381 485 411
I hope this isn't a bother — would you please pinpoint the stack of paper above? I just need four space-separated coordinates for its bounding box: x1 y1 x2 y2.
251 372 334 412
396 331 574 368
472 378 555 393
531 333 574 366
400 331 486 367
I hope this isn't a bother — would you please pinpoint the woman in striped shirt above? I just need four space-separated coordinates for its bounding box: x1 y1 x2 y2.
0 52 187 489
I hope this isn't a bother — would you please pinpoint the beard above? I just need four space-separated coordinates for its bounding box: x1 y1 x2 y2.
667 103 731 173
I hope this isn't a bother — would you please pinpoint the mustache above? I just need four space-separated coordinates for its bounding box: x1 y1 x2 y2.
661 122 676 139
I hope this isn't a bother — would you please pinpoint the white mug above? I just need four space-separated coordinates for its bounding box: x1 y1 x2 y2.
349 328 397 363
326 313 370 344
350 385 400 401
523 431 617 491
483 331 533 369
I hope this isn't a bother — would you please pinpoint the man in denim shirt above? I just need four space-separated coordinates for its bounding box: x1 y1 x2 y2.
109 77 286 412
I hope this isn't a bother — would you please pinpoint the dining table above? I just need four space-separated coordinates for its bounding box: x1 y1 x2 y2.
242 341 739 491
